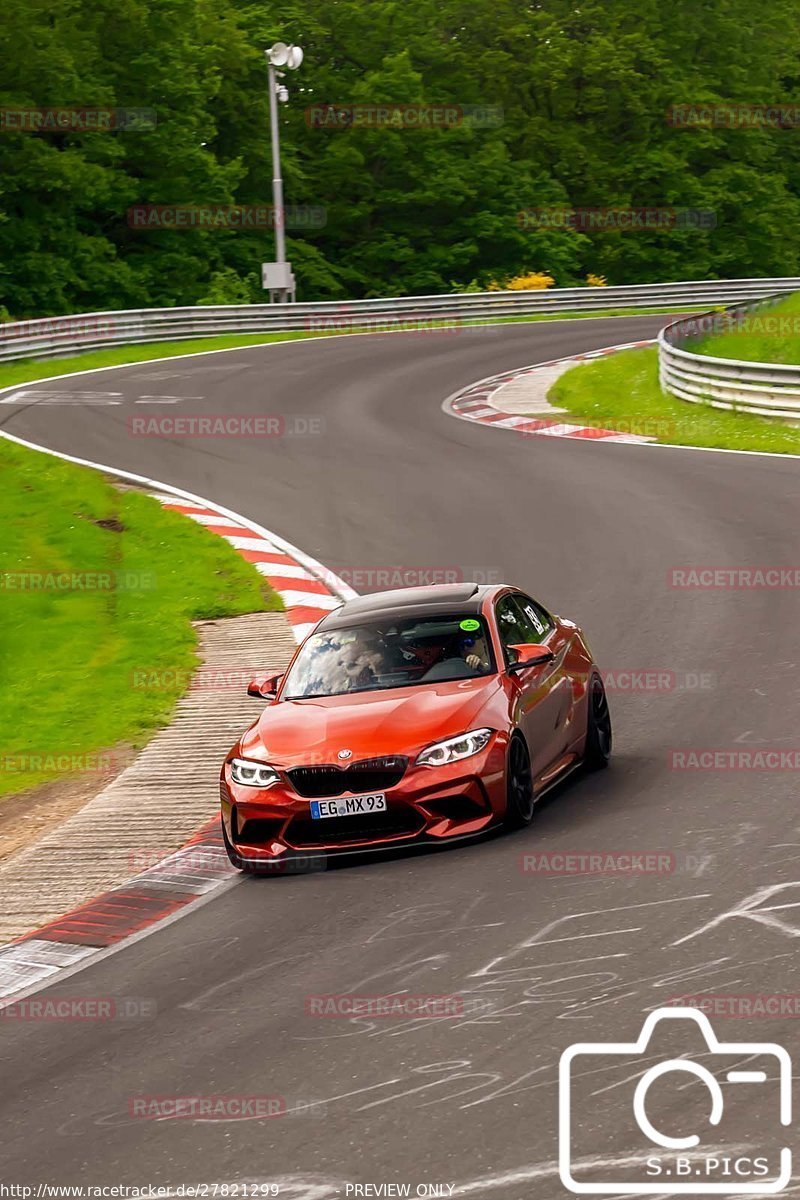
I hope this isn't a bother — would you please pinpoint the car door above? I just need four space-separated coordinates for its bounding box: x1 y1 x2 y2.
495 593 574 779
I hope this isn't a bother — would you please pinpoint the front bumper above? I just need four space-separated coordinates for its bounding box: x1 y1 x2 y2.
220 736 508 866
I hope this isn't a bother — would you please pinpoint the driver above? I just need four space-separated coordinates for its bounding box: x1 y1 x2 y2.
459 632 491 672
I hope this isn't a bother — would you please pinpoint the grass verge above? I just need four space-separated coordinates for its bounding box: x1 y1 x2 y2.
688 292 800 365
0 437 281 799
549 347 800 454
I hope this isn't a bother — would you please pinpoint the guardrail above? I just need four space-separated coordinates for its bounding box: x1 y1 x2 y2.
4 276 800 364
659 293 800 420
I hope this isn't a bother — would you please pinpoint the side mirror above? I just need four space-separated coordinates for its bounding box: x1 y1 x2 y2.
247 673 284 699
507 644 555 673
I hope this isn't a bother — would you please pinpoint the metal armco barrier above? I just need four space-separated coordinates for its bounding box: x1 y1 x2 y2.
659 292 800 419
4 276 800 364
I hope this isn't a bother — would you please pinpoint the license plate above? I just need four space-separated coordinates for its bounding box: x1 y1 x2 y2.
310 793 387 819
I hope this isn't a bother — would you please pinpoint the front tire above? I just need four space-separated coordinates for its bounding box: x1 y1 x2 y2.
584 673 612 769
505 734 535 828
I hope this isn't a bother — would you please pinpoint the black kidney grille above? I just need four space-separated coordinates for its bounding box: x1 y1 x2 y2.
287 756 408 798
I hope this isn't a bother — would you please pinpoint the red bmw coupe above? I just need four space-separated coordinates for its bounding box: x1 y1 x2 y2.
220 582 611 871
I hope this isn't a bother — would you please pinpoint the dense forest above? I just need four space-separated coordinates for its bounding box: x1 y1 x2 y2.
3 0 800 316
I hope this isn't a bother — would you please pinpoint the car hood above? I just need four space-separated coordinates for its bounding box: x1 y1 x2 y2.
239 676 503 766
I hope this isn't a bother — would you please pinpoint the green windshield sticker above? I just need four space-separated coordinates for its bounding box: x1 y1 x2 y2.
460 619 481 632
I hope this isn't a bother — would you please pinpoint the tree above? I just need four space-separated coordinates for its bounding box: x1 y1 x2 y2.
3 0 800 315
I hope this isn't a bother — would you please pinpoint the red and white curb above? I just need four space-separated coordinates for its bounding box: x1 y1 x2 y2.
147 492 353 644
445 340 656 442
0 821 234 1000
0 429 354 1006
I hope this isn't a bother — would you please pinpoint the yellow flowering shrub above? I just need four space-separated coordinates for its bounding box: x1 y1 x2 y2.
487 272 555 291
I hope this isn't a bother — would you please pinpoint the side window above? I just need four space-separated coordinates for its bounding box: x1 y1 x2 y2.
516 593 554 643
495 595 535 666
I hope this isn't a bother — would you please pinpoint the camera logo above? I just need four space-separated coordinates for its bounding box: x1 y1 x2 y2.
559 1007 791 1194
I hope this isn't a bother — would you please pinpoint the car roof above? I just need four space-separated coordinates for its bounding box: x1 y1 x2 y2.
317 583 499 630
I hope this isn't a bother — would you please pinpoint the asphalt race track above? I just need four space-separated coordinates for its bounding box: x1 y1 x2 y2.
2 315 799 1197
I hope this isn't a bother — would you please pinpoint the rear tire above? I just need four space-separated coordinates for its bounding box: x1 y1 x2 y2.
505 734 535 828
584 673 612 769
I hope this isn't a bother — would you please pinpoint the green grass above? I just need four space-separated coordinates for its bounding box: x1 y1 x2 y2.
549 346 800 454
0 306 708 394
0 438 281 799
486 304 709 326
0 333 311 391
689 292 800 365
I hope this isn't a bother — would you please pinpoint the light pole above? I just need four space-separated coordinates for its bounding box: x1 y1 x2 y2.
264 42 303 303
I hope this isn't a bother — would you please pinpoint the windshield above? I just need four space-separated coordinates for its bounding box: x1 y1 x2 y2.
282 614 496 699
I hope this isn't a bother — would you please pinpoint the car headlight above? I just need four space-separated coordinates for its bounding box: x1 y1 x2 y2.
229 757 280 788
416 728 493 767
